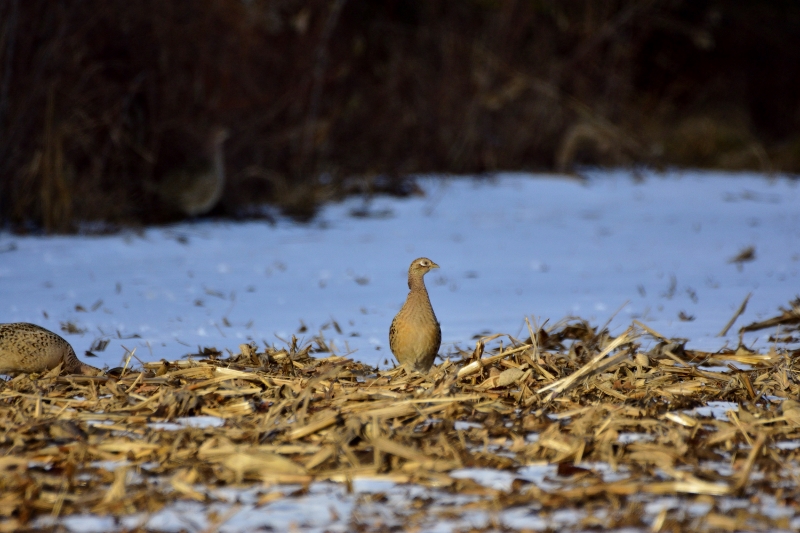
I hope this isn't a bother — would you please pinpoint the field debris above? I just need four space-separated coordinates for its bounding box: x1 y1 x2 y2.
740 296 800 339
1 310 800 532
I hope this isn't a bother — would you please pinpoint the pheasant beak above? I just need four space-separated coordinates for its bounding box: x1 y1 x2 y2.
430 261 440 269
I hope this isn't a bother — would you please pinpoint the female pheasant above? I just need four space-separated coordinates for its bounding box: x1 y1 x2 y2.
389 258 441 373
0 323 100 375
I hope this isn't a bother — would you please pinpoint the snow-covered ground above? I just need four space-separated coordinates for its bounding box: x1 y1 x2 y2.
1 170 798 371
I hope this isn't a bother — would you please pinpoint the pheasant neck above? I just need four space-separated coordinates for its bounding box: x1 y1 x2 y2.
408 274 428 293
213 140 226 188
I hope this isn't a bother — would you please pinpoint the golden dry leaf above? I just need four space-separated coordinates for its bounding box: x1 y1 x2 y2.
221 451 307 483
100 466 129 504
497 367 526 387
704 512 740 531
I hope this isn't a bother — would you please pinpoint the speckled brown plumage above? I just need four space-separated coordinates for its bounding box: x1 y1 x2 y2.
0 323 100 375
389 257 441 373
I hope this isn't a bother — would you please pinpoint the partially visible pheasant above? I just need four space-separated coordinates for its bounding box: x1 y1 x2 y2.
389 257 441 373
155 127 229 217
0 323 100 375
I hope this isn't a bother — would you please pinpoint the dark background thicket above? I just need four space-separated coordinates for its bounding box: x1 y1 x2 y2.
1 0 799 232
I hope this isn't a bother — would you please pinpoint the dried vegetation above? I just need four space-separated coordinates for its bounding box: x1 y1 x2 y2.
1 1 800 232
2 301 800 532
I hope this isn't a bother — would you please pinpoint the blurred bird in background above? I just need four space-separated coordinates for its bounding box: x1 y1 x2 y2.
150 127 229 217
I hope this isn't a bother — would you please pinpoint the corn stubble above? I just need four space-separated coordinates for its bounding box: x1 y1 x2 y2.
1 302 799 532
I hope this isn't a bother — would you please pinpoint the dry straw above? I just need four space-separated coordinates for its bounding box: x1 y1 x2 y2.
0 300 799 530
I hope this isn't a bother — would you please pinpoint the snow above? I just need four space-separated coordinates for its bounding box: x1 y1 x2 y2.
14 169 800 531
9 175 799 528
149 415 226 431
686 400 740 421
2 170 798 371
